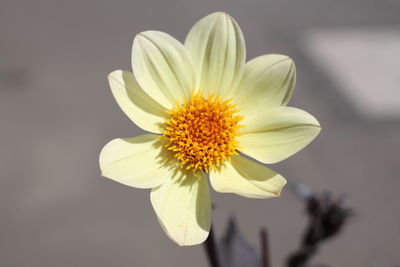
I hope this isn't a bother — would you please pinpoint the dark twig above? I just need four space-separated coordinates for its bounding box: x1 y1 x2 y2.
204 225 221 267
260 228 270 267
287 189 352 267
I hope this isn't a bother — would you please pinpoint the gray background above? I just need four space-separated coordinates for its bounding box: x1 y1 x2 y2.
1 0 399 266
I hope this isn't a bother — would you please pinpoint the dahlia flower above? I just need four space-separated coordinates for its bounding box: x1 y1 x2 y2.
100 12 320 246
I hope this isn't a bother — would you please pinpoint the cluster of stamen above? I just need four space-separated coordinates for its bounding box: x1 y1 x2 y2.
163 93 243 172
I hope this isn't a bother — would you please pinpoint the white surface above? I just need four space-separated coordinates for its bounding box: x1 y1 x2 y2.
302 28 400 119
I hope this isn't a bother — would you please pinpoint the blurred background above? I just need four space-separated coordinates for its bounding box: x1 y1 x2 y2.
1 0 399 266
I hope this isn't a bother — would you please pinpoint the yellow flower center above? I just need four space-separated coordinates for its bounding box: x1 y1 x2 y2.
163 93 243 172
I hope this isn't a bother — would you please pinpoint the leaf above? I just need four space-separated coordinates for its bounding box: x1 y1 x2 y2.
218 217 261 267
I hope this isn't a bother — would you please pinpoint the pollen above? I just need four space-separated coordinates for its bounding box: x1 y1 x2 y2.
163 93 243 172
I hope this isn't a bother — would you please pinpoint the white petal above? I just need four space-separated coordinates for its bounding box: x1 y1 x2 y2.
185 12 246 96
132 31 196 109
238 107 321 164
99 135 170 189
150 170 211 246
108 70 167 133
234 54 295 117
210 155 286 199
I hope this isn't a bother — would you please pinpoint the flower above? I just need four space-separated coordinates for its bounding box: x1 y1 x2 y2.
99 12 320 246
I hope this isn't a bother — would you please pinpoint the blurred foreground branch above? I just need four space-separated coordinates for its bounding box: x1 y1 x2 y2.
204 225 221 267
260 228 270 267
287 184 353 267
204 184 352 267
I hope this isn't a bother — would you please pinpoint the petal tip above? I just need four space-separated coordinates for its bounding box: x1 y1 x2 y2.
209 11 227 16
100 172 109 179
136 30 165 40
134 32 145 42
107 69 122 80
174 232 209 246
215 11 229 17
134 32 152 43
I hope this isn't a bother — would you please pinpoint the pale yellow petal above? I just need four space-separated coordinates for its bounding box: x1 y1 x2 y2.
233 54 295 117
185 12 246 96
238 107 320 164
150 170 211 246
132 31 195 108
99 135 169 189
210 155 286 199
108 70 167 133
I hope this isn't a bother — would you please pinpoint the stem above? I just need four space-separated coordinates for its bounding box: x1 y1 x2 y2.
203 225 220 267
260 228 270 267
